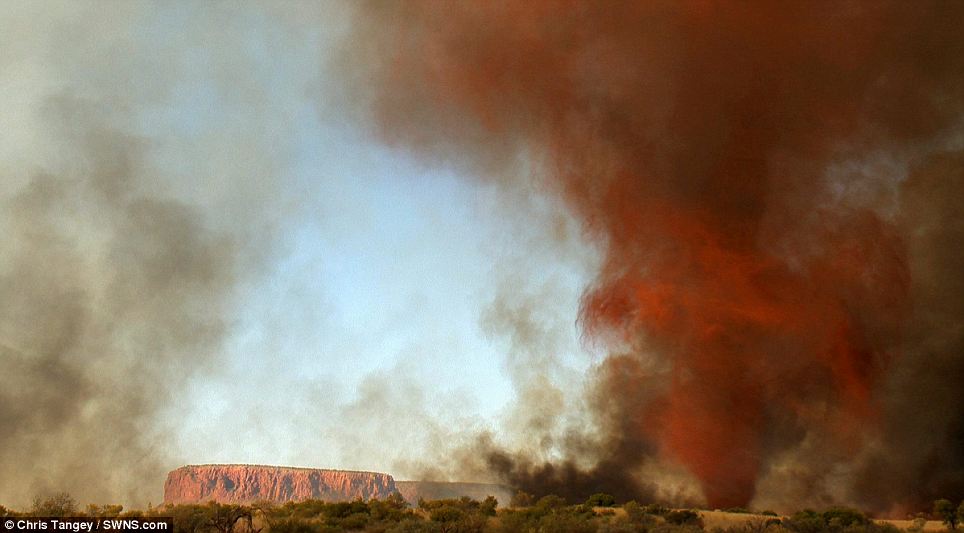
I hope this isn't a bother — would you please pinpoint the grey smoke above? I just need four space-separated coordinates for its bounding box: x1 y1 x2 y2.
0 2 305 507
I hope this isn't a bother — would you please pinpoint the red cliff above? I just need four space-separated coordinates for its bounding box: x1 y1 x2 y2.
164 464 398 504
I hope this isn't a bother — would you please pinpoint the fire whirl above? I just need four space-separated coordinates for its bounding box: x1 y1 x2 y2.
346 0 964 511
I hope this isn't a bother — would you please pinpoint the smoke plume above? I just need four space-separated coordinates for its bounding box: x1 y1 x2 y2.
344 1 964 511
0 99 235 506
0 3 299 507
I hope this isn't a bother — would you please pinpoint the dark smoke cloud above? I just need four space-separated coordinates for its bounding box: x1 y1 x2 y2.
851 151 964 514
0 98 236 506
343 1 964 511
0 3 306 507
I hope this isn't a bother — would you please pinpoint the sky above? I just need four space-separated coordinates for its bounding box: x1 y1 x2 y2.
0 1 597 501
170 112 597 472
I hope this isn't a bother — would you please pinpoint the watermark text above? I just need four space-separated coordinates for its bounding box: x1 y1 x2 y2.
2 518 171 533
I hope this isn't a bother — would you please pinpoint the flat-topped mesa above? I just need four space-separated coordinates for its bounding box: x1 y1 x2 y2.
164 464 398 504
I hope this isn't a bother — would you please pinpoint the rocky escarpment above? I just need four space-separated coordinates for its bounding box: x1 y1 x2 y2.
164 464 398 504
394 481 514 507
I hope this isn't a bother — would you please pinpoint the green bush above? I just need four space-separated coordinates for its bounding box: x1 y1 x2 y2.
536 511 596 533
664 509 701 527
586 494 617 508
428 506 463 524
820 507 868 528
508 491 533 508
22 493 945 533
340 513 370 530
642 503 668 517
934 499 959 530
479 497 497 517
30 493 77 517
269 518 325 533
622 501 656 530
535 495 567 512
86 504 124 517
784 510 828 533
782 507 895 533
384 521 439 533
326 501 370 520
172 504 211 533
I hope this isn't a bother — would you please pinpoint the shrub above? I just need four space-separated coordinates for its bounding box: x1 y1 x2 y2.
935 499 959 530
496 509 537 533
385 520 442 533
622 501 656 530
535 495 567 512
326 501 370 520
171 504 210 533
285 500 329 520
665 509 702 527
596 520 647 533
479 496 497 517
587 494 617 508
86 504 124 517
643 503 668 517
508 491 533 508
906 517 927 533
820 507 868 528
369 500 404 522
428 506 464 524
384 521 439 533
536 511 596 533
875 523 902 533
268 518 326 533
337 512 368 530
783 507 881 533
31 493 77 517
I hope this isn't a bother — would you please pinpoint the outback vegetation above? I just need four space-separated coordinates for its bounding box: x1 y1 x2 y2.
3 494 964 533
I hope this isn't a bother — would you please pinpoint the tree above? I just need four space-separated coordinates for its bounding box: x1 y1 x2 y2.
386 492 409 510
585 493 616 507
935 499 959 530
622 501 655 530
205 502 249 533
664 509 702 527
509 490 533 508
172 504 209 533
908 517 928 533
821 507 868 528
86 504 123 517
534 495 566 512
31 493 77 517
479 496 497 517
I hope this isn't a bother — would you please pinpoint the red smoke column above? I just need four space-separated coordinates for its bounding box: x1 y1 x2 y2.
352 1 960 507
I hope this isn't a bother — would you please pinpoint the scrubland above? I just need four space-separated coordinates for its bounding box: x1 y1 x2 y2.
3 492 960 533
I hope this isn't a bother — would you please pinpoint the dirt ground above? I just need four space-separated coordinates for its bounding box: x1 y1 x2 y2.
696 510 947 531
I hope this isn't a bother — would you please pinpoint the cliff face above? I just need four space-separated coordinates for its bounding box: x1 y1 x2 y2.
394 481 514 508
164 465 398 504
